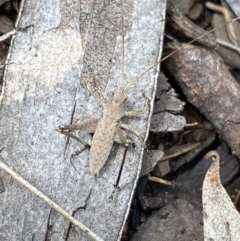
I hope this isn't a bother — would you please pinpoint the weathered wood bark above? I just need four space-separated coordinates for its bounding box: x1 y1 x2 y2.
164 45 240 161
0 0 165 240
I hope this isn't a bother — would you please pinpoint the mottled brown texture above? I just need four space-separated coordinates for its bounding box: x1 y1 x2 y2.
204 150 220 185
60 87 147 176
164 45 240 160
89 89 128 175
166 2 217 48
0 16 13 34
203 150 240 241
212 13 240 68
174 144 239 207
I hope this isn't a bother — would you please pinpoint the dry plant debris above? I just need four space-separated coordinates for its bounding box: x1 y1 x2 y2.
164 44 240 160
1 0 240 240
126 1 240 239
203 151 240 241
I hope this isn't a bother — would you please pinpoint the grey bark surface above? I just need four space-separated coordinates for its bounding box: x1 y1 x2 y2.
130 198 204 241
150 74 186 132
0 0 166 240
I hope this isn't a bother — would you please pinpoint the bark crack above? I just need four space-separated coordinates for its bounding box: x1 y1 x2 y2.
44 208 53 241
65 187 94 240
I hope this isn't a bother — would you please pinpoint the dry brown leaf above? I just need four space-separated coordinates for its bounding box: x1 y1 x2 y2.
202 151 240 241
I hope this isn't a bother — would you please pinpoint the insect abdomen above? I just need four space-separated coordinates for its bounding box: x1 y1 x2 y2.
89 118 117 175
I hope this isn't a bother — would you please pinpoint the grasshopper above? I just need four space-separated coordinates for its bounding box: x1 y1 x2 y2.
58 76 148 176
58 1 240 176
58 1 150 176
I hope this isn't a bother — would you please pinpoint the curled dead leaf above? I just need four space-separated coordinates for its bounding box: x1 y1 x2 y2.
203 150 240 241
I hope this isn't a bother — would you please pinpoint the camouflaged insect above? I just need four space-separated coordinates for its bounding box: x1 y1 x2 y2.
58 76 147 176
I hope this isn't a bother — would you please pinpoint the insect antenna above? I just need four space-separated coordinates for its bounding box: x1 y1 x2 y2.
125 16 240 90
120 0 125 88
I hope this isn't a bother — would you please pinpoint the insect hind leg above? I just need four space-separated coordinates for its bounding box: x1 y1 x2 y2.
58 117 99 147
120 123 146 148
58 129 90 146
115 129 132 145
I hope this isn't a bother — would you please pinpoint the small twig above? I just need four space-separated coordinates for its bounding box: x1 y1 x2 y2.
126 14 240 90
0 29 16 43
217 38 240 54
148 174 174 186
206 1 238 45
0 160 104 241
161 142 201 161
